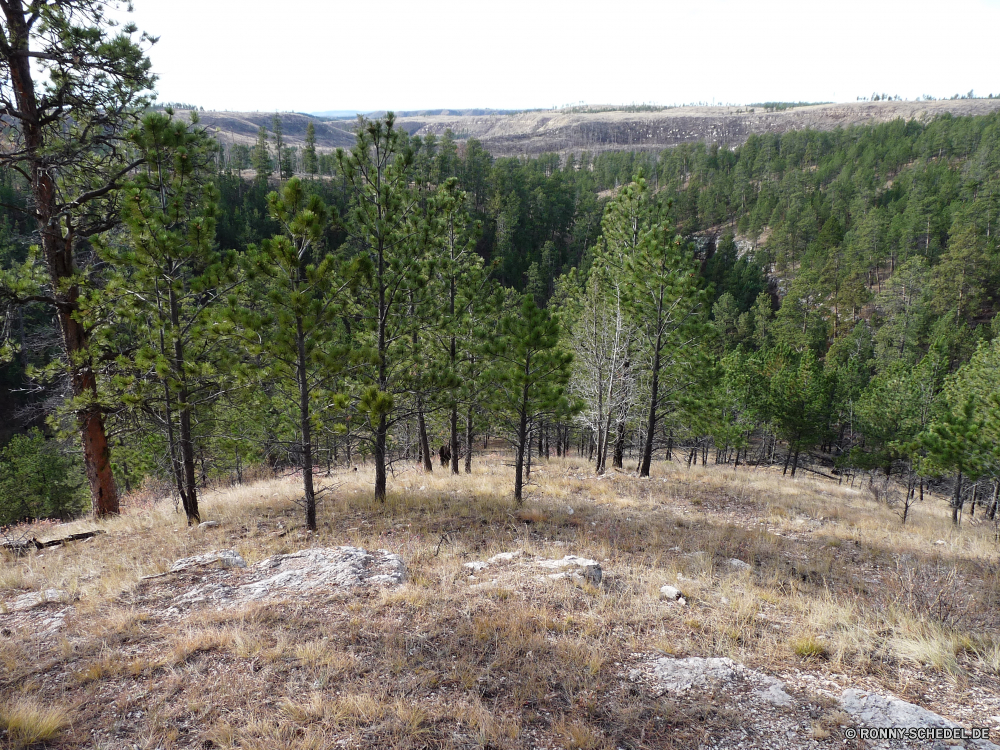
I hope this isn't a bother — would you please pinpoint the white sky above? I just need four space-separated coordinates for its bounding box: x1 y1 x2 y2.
122 0 1000 113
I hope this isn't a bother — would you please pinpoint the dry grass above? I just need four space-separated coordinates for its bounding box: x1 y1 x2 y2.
1 454 998 748
0 696 70 748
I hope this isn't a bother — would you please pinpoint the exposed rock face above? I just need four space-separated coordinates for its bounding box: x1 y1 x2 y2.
160 546 406 611
7 588 70 612
171 549 247 572
640 656 997 748
645 655 795 708
650 655 740 691
240 547 406 599
840 690 999 749
185 100 1000 159
463 551 603 587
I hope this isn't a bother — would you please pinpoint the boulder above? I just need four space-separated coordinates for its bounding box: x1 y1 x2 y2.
840 689 999 749
659 584 684 601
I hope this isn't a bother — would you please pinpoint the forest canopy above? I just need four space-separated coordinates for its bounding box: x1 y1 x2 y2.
3 90 1000 527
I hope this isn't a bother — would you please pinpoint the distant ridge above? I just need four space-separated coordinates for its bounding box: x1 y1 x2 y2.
310 108 529 120
309 110 364 119
193 100 1000 158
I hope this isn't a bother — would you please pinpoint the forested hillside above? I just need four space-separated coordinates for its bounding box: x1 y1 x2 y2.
3 103 1000 528
188 98 1000 158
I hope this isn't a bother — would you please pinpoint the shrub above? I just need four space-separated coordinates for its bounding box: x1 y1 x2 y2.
0 429 89 524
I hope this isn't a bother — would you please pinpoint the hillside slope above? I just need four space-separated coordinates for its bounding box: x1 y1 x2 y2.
190 100 1000 157
2 457 998 749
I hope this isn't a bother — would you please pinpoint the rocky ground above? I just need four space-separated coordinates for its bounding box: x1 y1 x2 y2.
2 457 998 749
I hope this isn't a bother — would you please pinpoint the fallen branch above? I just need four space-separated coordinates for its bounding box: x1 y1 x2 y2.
1 529 105 555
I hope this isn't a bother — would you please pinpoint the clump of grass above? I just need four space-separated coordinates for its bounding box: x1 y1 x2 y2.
790 634 830 660
0 697 70 748
554 717 605 749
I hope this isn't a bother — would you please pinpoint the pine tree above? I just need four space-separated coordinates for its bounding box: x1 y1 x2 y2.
337 114 429 501
303 121 319 177
272 114 286 180
621 190 712 477
252 126 272 181
486 296 575 503
433 179 486 474
234 179 350 530
0 1 156 516
100 110 236 525
769 346 833 477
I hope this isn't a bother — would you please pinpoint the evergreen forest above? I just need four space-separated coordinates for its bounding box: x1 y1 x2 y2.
3 31 1000 531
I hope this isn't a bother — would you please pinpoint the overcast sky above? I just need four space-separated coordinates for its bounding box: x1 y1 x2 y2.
123 0 1000 113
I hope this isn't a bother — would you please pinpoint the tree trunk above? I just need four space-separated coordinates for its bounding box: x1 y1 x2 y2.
526 426 533 479
612 419 626 469
297 317 316 531
464 407 474 474
171 289 200 525
514 408 528 504
951 471 963 526
639 333 662 477
417 404 433 473
450 405 460 474
375 414 388 501
5 6 119 517
790 449 800 478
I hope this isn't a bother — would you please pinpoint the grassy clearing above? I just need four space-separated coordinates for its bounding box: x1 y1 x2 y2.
1 455 998 748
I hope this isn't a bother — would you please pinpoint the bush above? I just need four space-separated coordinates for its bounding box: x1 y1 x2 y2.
0 429 89 524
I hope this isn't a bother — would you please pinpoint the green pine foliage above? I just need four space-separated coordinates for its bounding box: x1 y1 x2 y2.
485 296 577 502
0 431 88 525
6 98 1000 523
98 109 236 525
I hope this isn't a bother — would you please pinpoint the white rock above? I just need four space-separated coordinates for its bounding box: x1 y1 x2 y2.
9 588 69 612
728 558 751 571
171 549 246 572
754 679 794 707
487 551 523 564
463 561 489 573
195 520 220 530
840 689 999 749
535 554 599 570
650 656 739 692
659 585 684 601
164 546 405 609
241 547 405 599
536 555 602 585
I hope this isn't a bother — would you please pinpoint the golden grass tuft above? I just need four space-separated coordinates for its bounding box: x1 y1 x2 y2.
0 697 70 749
790 634 830 660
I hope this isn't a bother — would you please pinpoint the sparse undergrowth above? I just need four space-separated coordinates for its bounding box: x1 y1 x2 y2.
1 455 998 749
